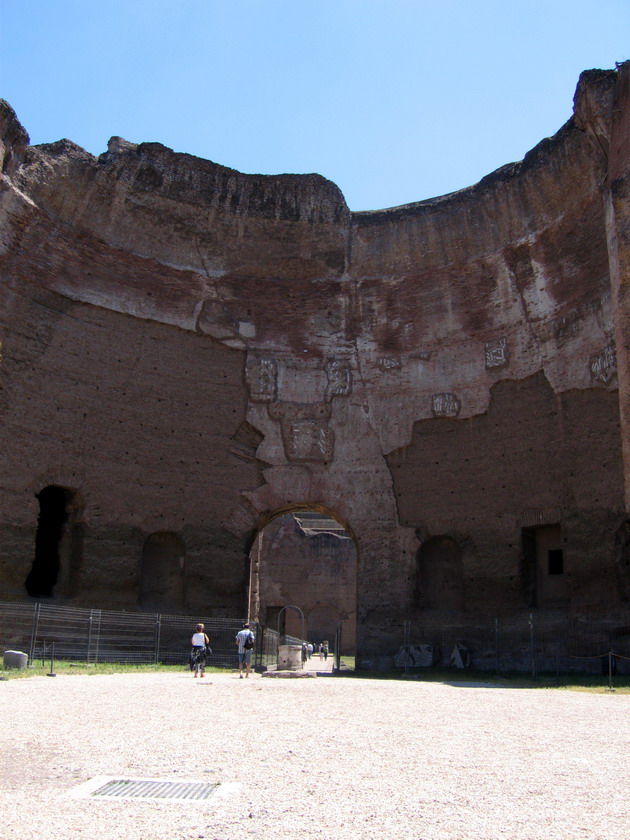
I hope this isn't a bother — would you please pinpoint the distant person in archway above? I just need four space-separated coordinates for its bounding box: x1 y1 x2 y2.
235 623 255 679
190 623 210 678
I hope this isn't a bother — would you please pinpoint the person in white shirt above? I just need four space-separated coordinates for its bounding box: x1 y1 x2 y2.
190 623 210 678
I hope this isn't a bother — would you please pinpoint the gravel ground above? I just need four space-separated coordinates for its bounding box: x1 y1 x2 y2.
1 670 629 840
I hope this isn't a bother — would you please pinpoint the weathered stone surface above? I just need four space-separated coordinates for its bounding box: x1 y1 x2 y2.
3 650 28 668
261 669 316 678
1 65 629 666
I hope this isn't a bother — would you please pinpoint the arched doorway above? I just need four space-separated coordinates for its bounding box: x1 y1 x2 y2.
249 506 357 657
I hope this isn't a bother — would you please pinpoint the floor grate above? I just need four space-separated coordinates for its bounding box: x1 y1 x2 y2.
70 776 220 802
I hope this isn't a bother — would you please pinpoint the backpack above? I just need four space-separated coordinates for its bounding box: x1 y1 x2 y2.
243 632 254 650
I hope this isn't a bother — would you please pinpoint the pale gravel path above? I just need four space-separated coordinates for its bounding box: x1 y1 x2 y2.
1 671 629 840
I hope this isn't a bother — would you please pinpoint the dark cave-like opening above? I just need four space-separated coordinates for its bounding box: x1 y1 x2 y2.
25 485 70 598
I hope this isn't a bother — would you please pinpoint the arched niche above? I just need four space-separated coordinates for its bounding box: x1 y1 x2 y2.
416 534 463 611
139 531 186 611
614 519 630 603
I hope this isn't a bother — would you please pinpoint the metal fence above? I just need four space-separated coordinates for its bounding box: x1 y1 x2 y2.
0 601 269 669
396 612 630 677
6 601 627 678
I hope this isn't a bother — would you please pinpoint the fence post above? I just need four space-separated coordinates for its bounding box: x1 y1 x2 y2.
252 622 259 671
28 602 41 665
47 641 56 677
88 609 102 664
155 614 161 665
495 618 499 678
94 610 102 664
88 610 94 664
608 650 614 692
334 623 342 673
529 612 537 679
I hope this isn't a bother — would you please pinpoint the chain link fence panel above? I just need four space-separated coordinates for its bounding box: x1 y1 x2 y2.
0 601 253 669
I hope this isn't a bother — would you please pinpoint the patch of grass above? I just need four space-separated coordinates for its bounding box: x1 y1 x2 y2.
0 662 232 680
337 667 630 693
2 661 627 693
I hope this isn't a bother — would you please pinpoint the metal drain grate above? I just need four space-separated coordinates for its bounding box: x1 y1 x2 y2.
71 777 220 802
92 778 218 801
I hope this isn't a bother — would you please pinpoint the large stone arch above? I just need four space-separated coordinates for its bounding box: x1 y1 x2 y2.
247 502 358 654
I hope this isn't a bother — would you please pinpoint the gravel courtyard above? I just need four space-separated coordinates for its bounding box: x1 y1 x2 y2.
1 670 629 840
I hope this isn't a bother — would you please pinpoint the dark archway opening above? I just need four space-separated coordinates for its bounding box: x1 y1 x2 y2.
25 485 72 598
249 506 357 659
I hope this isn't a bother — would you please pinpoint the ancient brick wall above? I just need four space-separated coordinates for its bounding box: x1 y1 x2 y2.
1 65 629 667
0 285 259 613
388 373 624 613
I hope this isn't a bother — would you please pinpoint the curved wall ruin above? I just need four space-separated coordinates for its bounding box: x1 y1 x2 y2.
1 65 629 666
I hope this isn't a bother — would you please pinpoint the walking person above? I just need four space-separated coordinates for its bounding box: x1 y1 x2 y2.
235 622 255 679
190 623 210 678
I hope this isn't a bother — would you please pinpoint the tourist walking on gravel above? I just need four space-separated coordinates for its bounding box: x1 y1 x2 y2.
235 623 255 678
190 623 210 678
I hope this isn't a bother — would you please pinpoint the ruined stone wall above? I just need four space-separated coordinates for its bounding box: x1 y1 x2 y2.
1 64 629 666
0 282 259 613
388 373 624 612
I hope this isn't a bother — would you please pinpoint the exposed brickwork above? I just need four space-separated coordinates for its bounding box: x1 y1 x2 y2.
1 65 629 666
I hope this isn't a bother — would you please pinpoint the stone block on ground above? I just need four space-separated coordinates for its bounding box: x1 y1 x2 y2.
3 650 28 669
261 669 316 678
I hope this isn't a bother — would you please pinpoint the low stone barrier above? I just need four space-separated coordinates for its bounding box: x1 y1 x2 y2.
3 650 28 669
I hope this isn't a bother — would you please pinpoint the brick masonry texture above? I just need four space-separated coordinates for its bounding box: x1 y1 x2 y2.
1 66 630 664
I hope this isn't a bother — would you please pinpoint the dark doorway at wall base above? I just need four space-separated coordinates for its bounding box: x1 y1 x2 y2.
25 485 71 598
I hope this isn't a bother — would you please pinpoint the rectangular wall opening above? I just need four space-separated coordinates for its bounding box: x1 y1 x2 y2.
521 523 567 607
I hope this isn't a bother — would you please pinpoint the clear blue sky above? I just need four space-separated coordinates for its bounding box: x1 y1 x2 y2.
1 1 628 211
